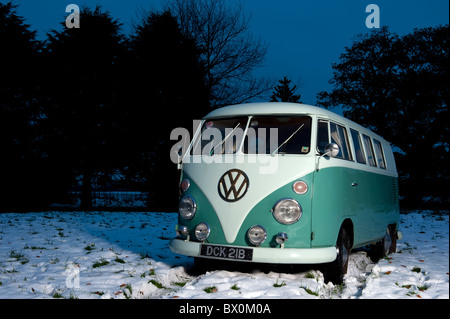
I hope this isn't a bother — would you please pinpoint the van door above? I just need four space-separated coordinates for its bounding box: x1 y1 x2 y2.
312 120 357 247
349 129 377 245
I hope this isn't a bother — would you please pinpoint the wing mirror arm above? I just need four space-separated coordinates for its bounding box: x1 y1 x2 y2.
315 143 339 171
174 146 183 170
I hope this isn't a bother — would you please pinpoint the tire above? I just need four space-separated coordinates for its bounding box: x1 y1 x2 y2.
369 225 397 262
323 226 351 285
388 225 397 254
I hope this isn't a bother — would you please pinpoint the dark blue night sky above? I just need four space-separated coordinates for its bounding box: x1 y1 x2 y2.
11 0 449 104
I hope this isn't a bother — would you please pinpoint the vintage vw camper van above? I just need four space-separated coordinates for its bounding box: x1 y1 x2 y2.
169 102 401 284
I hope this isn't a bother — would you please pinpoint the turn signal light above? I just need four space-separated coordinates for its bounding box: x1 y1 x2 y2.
292 181 308 195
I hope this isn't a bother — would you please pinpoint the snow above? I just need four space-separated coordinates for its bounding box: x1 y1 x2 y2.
0 210 448 299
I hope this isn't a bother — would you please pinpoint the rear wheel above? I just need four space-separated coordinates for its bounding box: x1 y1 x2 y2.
369 225 397 262
388 225 397 254
323 226 351 285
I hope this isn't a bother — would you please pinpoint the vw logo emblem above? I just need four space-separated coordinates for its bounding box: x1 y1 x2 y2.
218 169 249 202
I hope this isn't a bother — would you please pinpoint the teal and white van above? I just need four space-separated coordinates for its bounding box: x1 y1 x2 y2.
169 102 401 284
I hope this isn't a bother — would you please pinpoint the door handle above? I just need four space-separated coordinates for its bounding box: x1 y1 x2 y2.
351 182 358 187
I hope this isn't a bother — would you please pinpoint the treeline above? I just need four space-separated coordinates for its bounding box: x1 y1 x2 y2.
1 1 448 211
0 2 223 211
318 25 449 209
1 0 272 211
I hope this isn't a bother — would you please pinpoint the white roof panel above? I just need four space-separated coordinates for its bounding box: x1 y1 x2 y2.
204 102 386 142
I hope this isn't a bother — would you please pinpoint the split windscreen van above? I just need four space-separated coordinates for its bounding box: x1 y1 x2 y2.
169 102 401 284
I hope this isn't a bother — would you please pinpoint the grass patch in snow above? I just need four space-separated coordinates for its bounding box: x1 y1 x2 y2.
92 258 110 268
122 283 133 298
417 285 429 291
114 256 126 264
273 279 286 287
9 250 29 265
9 250 25 259
301 286 319 296
149 279 166 289
140 269 155 277
411 266 421 273
203 286 218 293
231 283 240 290
304 272 315 279
173 281 188 287
84 244 95 252
53 291 64 298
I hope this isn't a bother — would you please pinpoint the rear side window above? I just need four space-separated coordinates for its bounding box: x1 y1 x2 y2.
350 129 366 164
362 135 377 167
373 139 386 169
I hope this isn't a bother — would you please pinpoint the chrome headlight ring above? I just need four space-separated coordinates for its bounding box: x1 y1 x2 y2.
178 195 197 220
272 198 302 225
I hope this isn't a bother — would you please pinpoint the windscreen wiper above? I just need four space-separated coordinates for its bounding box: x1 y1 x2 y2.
271 123 304 156
210 123 241 155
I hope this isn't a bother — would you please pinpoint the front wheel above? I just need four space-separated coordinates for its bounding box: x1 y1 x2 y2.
323 227 351 285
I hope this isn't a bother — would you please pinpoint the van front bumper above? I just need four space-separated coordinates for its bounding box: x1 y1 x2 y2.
169 238 337 264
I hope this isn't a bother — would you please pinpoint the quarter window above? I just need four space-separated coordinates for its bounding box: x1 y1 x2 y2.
350 129 366 164
373 139 386 169
362 135 377 167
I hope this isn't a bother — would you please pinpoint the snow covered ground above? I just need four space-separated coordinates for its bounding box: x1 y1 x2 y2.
0 210 448 299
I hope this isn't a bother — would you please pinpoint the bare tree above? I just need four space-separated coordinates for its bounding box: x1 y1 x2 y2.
164 0 273 107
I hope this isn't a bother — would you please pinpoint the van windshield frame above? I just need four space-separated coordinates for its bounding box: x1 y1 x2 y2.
191 115 312 156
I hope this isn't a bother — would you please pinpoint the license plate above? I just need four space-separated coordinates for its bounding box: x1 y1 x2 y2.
200 244 253 261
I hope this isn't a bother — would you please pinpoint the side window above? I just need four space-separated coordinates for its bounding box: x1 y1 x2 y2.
330 122 352 160
362 134 377 167
317 120 329 154
373 139 386 169
350 129 366 164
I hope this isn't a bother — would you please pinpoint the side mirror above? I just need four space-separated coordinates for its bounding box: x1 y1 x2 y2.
324 143 339 157
316 143 340 171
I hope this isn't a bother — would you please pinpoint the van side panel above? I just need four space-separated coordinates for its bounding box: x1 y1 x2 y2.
311 166 353 248
311 166 399 248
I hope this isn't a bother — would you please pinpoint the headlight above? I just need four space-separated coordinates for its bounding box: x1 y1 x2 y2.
272 199 302 224
179 195 196 220
195 222 210 242
247 225 267 246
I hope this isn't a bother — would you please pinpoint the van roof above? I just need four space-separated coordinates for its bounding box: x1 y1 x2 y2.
204 102 388 143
